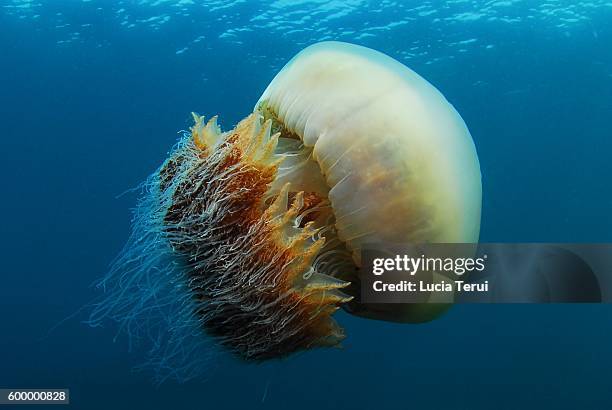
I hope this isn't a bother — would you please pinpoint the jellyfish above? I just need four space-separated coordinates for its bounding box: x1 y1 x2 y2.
90 41 481 379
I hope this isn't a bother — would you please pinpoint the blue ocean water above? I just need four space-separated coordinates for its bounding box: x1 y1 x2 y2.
1 1 611 409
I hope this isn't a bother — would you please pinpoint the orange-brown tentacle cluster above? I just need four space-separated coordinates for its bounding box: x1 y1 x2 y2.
159 113 351 360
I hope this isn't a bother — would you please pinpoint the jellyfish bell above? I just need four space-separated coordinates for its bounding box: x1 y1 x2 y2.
90 41 481 377
257 41 481 247
255 41 481 322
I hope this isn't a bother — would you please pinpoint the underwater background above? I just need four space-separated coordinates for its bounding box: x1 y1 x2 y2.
1 0 612 409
